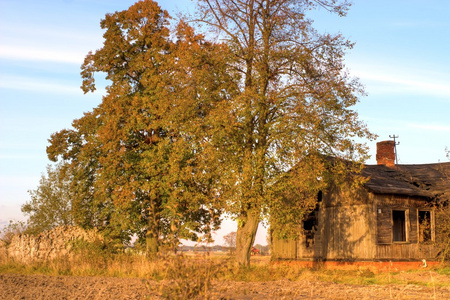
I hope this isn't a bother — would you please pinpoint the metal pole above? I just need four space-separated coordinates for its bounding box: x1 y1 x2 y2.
389 134 400 165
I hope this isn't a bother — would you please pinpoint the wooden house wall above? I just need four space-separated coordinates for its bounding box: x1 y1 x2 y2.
317 203 375 260
375 195 421 244
272 188 439 261
373 194 437 260
271 228 320 260
271 236 298 260
375 244 436 260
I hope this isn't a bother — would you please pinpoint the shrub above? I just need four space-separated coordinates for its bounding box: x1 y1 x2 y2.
0 220 27 245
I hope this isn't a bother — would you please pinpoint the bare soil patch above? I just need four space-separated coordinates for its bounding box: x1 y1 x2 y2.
1 273 450 299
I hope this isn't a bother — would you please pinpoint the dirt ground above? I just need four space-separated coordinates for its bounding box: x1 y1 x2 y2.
1 273 450 300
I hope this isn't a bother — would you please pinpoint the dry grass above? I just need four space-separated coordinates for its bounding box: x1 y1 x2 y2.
1 248 450 298
1 241 449 300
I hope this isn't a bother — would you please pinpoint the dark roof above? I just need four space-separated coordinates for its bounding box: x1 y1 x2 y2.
362 162 450 199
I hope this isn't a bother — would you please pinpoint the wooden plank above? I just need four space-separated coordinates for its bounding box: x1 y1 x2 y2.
317 204 372 260
377 206 391 244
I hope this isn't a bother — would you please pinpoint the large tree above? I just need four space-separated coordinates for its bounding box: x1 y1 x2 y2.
47 0 229 253
193 0 375 265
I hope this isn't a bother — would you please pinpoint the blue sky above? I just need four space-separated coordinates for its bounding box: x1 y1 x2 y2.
1 0 449 245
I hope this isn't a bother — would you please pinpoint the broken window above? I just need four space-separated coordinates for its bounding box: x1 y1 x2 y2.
303 217 315 248
418 210 432 243
303 219 314 231
392 210 407 242
303 209 318 248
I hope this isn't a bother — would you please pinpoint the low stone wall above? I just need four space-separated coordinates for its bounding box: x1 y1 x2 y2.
7 226 102 263
0 240 7 264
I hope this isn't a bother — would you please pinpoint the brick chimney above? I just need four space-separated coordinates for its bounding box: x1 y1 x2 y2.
376 141 396 167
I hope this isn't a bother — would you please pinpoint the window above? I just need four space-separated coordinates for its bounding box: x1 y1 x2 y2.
418 210 432 243
317 190 322 202
392 210 407 242
303 209 318 248
303 219 314 231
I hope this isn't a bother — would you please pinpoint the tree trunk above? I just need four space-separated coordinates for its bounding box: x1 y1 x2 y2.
146 234 159 256
235 212 259 266
146 201 160 256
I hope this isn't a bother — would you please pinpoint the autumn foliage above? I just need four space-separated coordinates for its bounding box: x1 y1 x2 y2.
47 0 230 253
44 0 374 264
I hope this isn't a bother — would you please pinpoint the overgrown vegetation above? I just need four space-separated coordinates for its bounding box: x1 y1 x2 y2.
2 232 450 300
434 148 450 261
0 236 450 284
0 220 27 245
1 242 450 290
25 0 375 266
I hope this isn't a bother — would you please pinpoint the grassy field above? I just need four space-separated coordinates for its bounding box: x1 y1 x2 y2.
2 250 450 285
1 250 450 299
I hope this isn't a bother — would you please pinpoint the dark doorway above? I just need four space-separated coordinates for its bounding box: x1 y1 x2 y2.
303 208 318 248
393 210 406 242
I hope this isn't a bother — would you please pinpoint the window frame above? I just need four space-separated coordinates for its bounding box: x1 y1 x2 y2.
417 209 435 243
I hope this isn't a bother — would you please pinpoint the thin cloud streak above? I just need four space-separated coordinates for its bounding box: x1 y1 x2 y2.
0 75 81 94
348 61 450 99
390 20 444 29
356 116 450 134
1 23 101 46
0 45 85 65
0 175 40 189
354 70 450 98
408 123 450 132
0 154 43 160
0 75 105 96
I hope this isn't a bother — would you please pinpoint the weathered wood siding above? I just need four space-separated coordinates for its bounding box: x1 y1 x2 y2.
297 231 318 259
373 194 437 260
376 206 392 244
318 204 375 260
272 230 320 260
376 244 436 260
375 194 423 244
272 188 439 261
271 236 297 260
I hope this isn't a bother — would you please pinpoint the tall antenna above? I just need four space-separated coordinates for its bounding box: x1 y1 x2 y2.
389 134 400 165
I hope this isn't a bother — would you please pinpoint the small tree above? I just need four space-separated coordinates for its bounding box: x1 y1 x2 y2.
23 163 74 235
223 231 237 254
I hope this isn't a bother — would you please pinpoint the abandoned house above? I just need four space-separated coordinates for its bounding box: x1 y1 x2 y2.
272 141 450 261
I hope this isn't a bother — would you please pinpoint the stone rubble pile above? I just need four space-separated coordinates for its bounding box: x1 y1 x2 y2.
5 226 101 263
0 240 7 263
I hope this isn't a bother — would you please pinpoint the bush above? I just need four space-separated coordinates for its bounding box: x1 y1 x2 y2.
0 220 27 245
157 254 225 299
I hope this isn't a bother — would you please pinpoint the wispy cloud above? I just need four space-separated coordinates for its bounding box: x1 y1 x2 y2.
0 154 43 160
356 117 450 137
0 74 105 96
408 123 450 132
390 20 444 29
1 24 100 46
0 176 40 189
0 45 85 65
0 20 102 65
349 63 450 99
0 74 81 94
